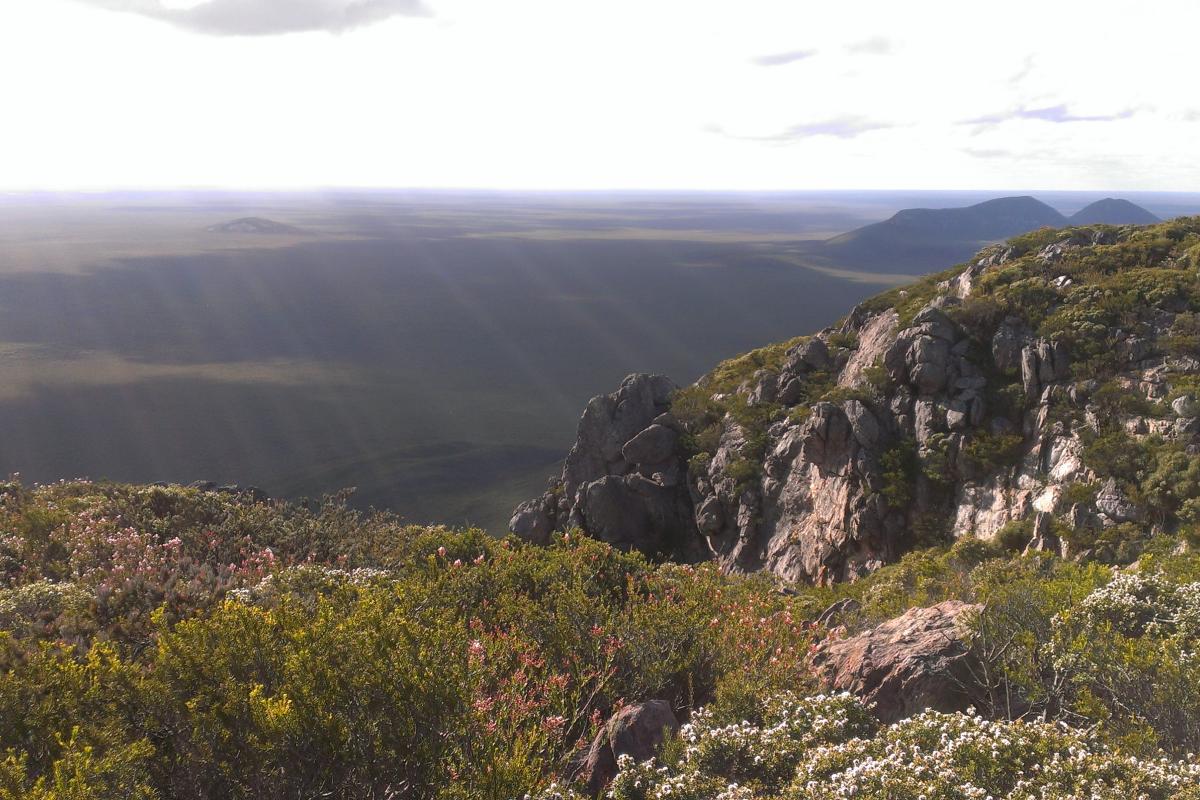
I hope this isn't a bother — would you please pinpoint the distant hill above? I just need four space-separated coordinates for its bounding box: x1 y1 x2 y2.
207 217 303 234
796 195 1163 274
1069 198 1160 225
798 196 1068 273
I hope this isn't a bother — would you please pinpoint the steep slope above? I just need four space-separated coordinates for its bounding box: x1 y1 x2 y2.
1069 197 1160 225
798 196 1068 273
513 217 1200 584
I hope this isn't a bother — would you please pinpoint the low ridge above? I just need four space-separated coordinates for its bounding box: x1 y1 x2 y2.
206 216 303 234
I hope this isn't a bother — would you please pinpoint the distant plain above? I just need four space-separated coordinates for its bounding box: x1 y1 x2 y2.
2 190 1198 531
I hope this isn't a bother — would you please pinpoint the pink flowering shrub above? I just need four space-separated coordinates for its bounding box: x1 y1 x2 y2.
4 479 1200 798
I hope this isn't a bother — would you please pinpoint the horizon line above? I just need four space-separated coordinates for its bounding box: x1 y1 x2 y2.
4 186 1200 196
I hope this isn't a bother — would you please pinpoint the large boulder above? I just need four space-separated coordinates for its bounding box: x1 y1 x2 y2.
511 374 706 562
577 700 679 795
1095 478 1143 524
812 600 982 722
621 424 679 467
562 373 677 497
509 494 557 545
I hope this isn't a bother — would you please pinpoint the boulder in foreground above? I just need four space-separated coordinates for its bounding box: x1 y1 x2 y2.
812 600 981 722
576 700 679 794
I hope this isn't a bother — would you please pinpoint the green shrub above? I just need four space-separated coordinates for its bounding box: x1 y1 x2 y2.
993 518 1033 552
825 331 858 350
1058 480 1100 510
960 431 1025 474
879 439 917 509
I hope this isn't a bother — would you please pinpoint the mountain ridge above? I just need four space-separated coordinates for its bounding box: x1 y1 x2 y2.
513 215 1200 583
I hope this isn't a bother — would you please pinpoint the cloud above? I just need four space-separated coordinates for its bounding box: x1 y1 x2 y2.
775 116 894 139
962 147 1015 159
751 48 817 67
710 116 895 142
1008 55 1035 84
962 103 1137 128
845 36 893 55
74 0 431 36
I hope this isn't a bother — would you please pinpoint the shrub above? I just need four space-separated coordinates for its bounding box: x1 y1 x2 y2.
0 482 827 799
825 331 858 350
1047 572 1200 753
960 431 1025 475
879 439 917 509
993 518 1033 552
583 692 1200 800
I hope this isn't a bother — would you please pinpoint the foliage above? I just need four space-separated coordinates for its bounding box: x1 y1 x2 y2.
824 331 857 350
879 439 917 509
1047 573 1200 752
0 481 825 800
959 431 1025 475
547 693 1200 800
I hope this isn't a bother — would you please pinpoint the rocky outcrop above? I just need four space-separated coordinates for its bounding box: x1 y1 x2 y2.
510 374 705 561
576 700 679 794
812 600 982 722
514 219 1200 583
1020 338 1070 401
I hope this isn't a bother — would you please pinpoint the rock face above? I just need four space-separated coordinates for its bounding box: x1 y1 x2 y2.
812 601 982 722
577 700 679 794
510 374 706 561
514 219 1200 583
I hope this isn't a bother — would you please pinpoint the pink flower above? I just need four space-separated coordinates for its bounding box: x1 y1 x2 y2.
437 546 447 558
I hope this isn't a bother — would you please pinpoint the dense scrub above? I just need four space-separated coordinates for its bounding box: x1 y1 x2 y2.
0 481 825 799
2 481 1200 797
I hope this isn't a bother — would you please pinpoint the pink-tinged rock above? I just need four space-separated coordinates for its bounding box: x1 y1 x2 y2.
812 600 982 722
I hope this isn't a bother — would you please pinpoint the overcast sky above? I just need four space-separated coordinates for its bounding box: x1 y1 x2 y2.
1 0 1197 191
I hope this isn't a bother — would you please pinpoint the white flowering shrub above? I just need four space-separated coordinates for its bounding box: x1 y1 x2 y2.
226 563 395 605
1047 572 1200 752
789 708 1200 800
682 692 876 793
1072 572 1200 639
555 694 1200 800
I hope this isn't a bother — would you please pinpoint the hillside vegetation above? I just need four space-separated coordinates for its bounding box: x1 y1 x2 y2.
4 480 1200 798
6 218 1200 799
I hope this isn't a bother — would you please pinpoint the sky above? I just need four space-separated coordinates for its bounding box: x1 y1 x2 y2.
0 0 1197 191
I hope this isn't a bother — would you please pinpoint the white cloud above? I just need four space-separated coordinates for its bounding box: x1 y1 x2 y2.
751 49 817 67
0 0 1198 191
715 117 896 142
73 0 429 35
845 35 893 55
